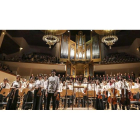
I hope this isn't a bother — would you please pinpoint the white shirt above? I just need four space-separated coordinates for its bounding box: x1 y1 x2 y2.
0 82 10 89
28 83 35 93
35 79 44 88
44 80 48 89
58 83 63 92
12 81 21 88
96 85 101 95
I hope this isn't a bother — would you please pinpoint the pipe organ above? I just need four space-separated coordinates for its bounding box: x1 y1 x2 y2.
60 31 101 77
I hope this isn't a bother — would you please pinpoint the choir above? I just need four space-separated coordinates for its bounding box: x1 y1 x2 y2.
0 71 140 110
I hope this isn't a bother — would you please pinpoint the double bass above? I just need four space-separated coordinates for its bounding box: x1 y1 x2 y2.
108 81 117 105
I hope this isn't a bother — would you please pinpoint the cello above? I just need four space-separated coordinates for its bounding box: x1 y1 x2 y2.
108 81 117 109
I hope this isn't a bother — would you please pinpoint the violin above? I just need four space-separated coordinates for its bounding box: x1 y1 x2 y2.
103 90 107 98
112 88 117 105
56 93 60 101
98 90 102 99
37 87 42 96
108 83 117 105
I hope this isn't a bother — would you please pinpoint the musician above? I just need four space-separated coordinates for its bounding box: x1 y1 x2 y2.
132 71 135 81
20 78 27 92
0 78 10 108
119 79 130 110
66 74 70 81
123 73 127 80
35 74 39 81
33 75 44 110
108 79 117 110
46 69 59 110
102 75 106 81
0 78 10 91
43 75 48 110
58 74 61 81
113 74 116 80
95 74 99 80
116 73 119 81
101 81 109 110
117 79 124 109
75 81 84 107
75 76 79 82
106 74 109 81
56 81 63 110
61 75 66 83
82 78 88 107
30 74 34 80
70 75 74 82
127 73 131 81
87 74 92 82
66 81 73 107
131 73 135 82
95 80 103 110
79 75 83 82
99 75 102 83
23 78 35 110
6 75 21 110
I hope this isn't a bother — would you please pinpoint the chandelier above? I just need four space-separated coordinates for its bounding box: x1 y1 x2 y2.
95 30 119 49
101 35 118 49
42 30 66 49
42 35 59 48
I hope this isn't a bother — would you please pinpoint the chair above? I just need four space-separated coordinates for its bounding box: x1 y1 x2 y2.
75 92 84 107
0 89 10 109
86 91 96 107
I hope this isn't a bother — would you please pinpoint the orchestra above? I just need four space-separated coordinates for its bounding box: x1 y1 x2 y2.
0 71 140 110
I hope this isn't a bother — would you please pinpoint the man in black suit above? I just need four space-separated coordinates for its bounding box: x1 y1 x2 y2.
131 73 135 82
92 76 95 81
88 74 92 82
75 76 79 82
61 75 65 83
79 75 83 82
70 75 74 82
99 75 102 83
58 74 61 81
132 72 135 80
66 74 70 81
96 74 99 80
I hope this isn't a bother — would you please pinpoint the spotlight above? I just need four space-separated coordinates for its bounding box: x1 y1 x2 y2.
137 47 140 52
68 31 70 32
2 32 5 35
20 47 23 51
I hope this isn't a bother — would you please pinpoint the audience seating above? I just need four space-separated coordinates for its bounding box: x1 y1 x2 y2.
101 53 140 64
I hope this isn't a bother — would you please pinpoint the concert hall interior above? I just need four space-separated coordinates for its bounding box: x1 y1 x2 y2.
0 30 140 110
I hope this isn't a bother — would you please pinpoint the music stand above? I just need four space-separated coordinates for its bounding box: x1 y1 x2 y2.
60 89 66 109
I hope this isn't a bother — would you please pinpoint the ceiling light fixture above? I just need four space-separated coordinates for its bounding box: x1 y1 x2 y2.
43 35 59 49
102 35 118 49
19 47 23 51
